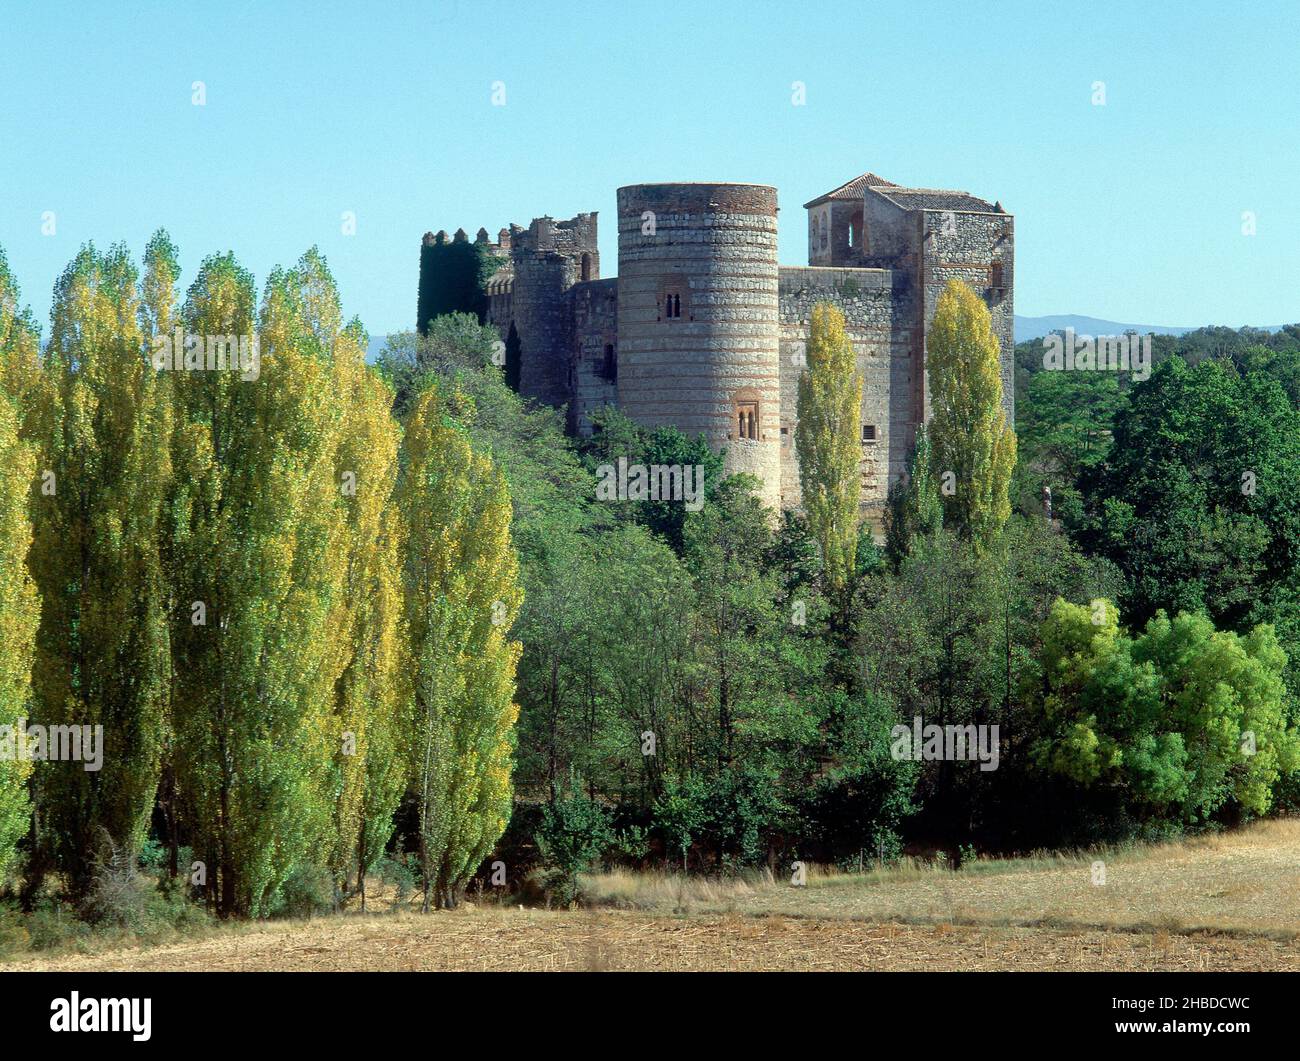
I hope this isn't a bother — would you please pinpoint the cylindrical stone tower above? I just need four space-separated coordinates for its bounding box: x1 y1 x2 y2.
616 183 782 510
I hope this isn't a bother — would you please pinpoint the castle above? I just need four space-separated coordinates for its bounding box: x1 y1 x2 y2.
419 173 1014 517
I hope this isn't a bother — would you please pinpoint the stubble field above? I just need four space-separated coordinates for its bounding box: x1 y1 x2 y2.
5 820 1297 972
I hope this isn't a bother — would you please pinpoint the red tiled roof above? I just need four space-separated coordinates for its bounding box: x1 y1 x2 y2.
802 172 899 208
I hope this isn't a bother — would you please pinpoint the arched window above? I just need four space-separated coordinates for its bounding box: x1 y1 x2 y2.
734 400 759 440
580 253 592 282
849 209 864 251
658 274 687 322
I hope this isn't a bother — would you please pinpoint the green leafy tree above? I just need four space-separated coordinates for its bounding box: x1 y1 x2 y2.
653 778 706 871
535 787 613 903
1085 357 1300 657
1030 599 1299 820
883 425 942 569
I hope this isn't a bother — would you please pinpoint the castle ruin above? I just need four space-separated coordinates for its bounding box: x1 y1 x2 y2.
419 172 1014 517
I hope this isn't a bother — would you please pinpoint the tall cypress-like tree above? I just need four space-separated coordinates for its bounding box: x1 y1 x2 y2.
397 385 523 910
926 280 1016 548
27 244 172 899
795 302 862 594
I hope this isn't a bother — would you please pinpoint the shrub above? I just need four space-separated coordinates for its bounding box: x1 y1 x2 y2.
271 863 335 919
535 794 613 905
375 853 419 910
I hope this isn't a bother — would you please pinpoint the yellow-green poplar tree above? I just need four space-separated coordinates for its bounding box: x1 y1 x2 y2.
0 313 39 881
926 279 1016 548
324 316 404 904
28 244 172 898
170 248 349 916
795 302 862 593
0 248 47 885
139 230 184 878
397 385 523 911
0 247 53 441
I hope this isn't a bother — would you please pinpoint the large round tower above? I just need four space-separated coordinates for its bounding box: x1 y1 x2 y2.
615 183 781 510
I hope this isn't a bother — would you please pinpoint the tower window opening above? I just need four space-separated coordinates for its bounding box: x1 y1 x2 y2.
990 261 1005 295
735 401 759 441
580 253 592 282
601 343 616 383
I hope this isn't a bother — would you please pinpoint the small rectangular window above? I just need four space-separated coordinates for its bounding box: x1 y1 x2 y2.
862 424 877 442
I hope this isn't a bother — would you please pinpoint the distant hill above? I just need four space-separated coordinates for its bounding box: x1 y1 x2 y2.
1014 315 1195 343
1014 315 1285 343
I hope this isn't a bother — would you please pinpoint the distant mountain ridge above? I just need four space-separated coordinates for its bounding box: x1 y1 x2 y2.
1014 315 1286 344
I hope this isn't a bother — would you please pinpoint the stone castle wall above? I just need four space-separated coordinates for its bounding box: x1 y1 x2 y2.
918 209 1015 424
776 266 919 514
571 278 618 434
615 184 782 512
423 173 1013 517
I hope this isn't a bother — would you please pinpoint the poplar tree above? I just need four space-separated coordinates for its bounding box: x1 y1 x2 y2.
139 230 184 878
397 385 523 910
325 317 404 903
0 247 52 438
926 280 1016 548
27 244 172 899
0 380 39 884
795 302 862 594
170 249 349 916
0 249 46 886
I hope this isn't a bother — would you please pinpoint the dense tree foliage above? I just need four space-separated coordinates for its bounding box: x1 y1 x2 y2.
1 230 1298 926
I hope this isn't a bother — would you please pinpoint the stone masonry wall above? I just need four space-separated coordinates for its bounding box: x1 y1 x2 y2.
513 214 600 409
571 278 619 434
777 266 918 517
616 183 782 511
919 209 1015 424
429 176 1013 520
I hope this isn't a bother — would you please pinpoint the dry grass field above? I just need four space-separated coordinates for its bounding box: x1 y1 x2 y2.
5 819 1298 972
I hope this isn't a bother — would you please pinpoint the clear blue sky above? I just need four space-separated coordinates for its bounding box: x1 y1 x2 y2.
2 0 1296 336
